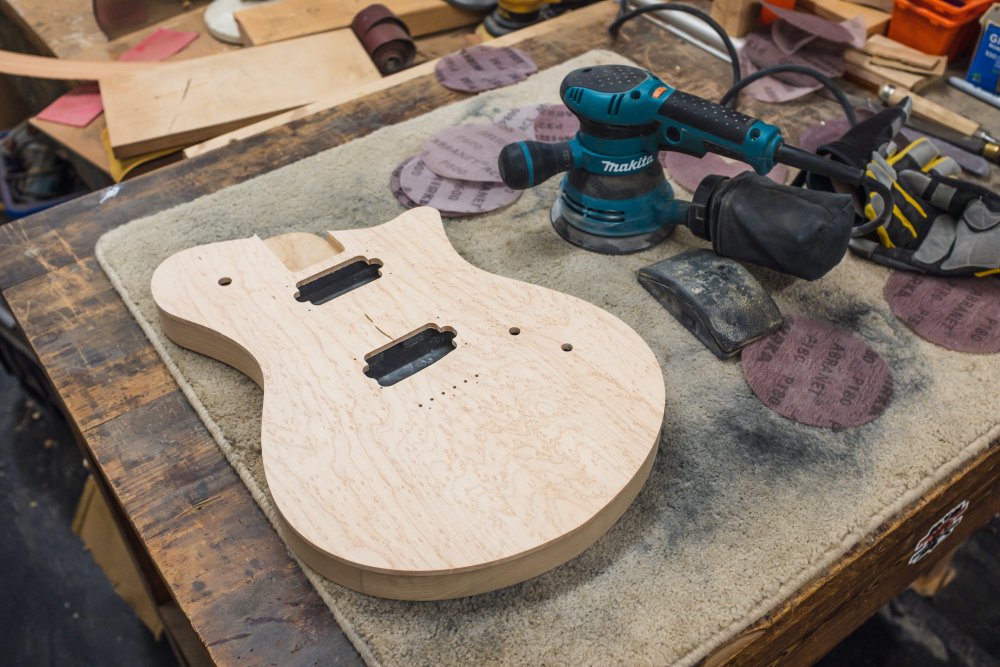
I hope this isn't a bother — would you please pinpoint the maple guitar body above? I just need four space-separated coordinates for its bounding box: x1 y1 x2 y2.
151 207 665 600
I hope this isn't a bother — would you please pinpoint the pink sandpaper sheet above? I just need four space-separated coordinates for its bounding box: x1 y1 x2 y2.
34 28 197 128
35 84 104 128
741 315 894 428
118 27 199 62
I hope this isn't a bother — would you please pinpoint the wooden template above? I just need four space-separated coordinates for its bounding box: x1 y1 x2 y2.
235 0 482 46
102 30 380 158
150 207 666 600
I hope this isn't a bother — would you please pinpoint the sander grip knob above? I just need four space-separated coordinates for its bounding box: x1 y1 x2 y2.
499 141 575 189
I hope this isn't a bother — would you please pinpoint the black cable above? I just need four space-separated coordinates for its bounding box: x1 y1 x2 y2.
609 3 741 90
608 1 879 236
719 64 858 127
609 3 858 127
853 178 893 236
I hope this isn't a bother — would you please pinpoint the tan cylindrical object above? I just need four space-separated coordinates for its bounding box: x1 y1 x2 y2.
879 84 980 137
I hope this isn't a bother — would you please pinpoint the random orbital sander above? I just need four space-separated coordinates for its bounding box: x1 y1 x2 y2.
498 64 881 258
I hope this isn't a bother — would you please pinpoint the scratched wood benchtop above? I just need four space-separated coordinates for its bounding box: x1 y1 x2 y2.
1 2 999 664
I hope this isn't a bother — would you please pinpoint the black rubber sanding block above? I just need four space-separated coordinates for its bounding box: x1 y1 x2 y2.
638 249 783 359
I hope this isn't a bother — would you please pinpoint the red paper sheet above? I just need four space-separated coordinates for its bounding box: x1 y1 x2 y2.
118 27 198 62
34 28 198 128
35 84 104 128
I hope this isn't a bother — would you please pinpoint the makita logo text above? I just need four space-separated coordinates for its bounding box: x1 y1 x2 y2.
601 156 655 173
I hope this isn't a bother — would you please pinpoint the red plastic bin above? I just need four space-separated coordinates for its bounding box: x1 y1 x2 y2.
889 0 992 58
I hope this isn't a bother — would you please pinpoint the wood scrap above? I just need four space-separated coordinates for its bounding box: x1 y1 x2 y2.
102 30 380 158
796 0 890 35
710 0 759 37
184 0 615 159
862 34 944 73
0 49 156 81
235 0 482 46
869 55 941 74
850 0 893 13
844 48 938 91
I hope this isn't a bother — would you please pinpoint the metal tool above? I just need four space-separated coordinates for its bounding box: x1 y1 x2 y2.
905 117 1000 165
818 87 998 171
498 64 870 254
948 76 1000 112
877 83 999 144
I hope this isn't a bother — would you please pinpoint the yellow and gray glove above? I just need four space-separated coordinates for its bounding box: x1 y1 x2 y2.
806 104 998 276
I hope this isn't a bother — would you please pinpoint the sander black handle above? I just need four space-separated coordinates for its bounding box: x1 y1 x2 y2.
498 141 575 189
774 144 865 185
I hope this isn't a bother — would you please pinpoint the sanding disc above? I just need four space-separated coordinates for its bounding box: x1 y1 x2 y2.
389 157 463 217
496 104 545 137
204 0 281 44
796 110 874 153
741 315 893 428
885 272 1000 353
397 156 521 214
420 122 530 182
434 45 537 93
661 152 789 193
533 103 580 143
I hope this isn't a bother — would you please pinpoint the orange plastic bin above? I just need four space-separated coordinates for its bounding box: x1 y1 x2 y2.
889 0 994 58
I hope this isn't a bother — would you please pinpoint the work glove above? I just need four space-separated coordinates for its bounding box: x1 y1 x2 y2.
805 104 999 276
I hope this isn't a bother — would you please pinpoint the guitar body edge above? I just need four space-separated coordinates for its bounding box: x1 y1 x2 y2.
279 442 658 600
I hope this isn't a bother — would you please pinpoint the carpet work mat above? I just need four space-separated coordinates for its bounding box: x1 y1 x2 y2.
96 51 1000 666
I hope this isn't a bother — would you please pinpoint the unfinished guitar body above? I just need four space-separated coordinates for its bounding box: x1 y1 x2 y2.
151 207 665 600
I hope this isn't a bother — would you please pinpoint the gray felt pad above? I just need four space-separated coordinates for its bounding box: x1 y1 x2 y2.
96 51 1000 667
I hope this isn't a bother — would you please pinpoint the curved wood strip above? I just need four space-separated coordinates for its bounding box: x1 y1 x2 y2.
0 48 157 80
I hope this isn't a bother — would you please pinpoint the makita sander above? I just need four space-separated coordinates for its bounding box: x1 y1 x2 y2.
498 64 890 280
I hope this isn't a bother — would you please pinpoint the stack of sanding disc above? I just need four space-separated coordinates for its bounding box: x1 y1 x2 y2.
391 103 580 216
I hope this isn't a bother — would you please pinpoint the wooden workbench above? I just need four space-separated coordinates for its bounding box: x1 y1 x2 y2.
1 2 999 664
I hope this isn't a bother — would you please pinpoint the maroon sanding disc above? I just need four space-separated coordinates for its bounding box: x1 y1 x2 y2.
496 104 544 137
389 157 417 208
533 104 580 143
741 315 893 428
763 3 855 45
885 271 1000 353
397 156 521 215
796 109 874 153
388 157 462 218
420 122 530 183
661 151 789 192
434 45 537 93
